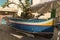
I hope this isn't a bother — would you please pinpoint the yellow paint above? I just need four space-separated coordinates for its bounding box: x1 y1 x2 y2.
38 21 54 26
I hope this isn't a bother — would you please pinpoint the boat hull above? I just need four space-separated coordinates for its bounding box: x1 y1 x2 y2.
7 18 54 33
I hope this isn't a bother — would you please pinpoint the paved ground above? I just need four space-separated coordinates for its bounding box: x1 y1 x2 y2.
0 24 57 40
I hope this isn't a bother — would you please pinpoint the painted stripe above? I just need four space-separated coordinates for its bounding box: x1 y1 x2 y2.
10 23 54 32
8 19 53 26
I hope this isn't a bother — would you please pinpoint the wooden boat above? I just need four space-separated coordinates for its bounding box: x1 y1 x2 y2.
6 9 56 33
5 0 57 34
7 18 54 33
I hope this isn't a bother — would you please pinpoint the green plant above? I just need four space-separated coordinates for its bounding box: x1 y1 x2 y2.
19 0 34 19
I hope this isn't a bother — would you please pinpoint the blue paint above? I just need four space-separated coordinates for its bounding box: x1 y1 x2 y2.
9 23 54 33
8 18 54 33
0 0 7 6
9 18 47 22
2 19 6 24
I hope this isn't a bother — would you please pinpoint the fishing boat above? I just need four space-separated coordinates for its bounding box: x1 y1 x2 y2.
5 0 58 34
6 8 56 34
1 0 60 39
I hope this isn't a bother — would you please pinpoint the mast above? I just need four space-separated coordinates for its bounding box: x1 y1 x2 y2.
51 0 56 18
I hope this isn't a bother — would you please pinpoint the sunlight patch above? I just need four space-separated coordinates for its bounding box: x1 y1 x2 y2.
11 33 23 39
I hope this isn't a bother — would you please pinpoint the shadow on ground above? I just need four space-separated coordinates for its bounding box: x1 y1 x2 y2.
0 24 52 40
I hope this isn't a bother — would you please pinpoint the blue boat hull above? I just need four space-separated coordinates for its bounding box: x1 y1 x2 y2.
9 23 54 33
7 18 54 33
